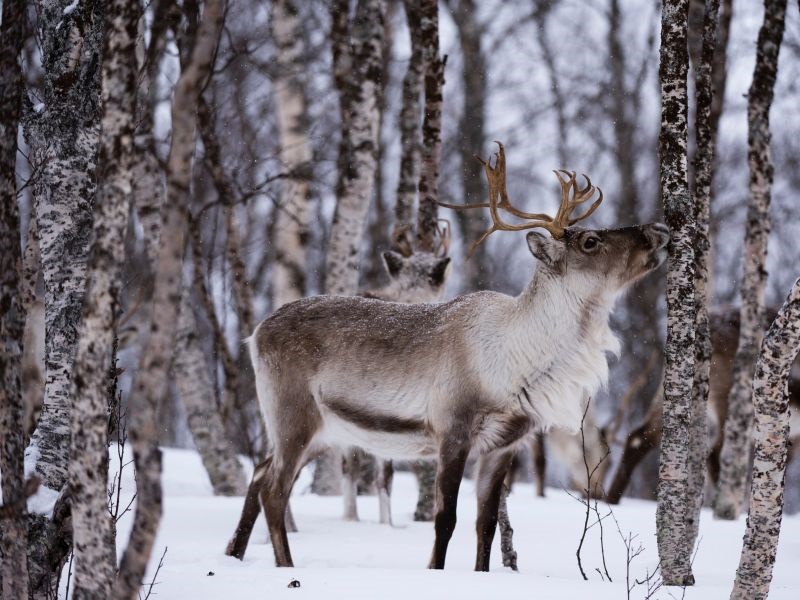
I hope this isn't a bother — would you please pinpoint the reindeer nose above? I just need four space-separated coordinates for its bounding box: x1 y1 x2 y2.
645 222 670 248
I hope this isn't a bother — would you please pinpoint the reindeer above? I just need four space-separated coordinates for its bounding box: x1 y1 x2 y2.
343 225 451 525
226 142 670 570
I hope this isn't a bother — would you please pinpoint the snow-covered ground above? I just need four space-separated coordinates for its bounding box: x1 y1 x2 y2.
108 447 800 599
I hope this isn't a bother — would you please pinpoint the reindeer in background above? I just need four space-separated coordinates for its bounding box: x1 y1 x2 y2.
226 142 670 570
605 305 800 504
343 223 451 525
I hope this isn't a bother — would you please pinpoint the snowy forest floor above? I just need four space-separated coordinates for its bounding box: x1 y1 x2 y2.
100 446 800 599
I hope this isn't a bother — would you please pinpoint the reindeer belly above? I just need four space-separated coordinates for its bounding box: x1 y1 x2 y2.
317 390 436 459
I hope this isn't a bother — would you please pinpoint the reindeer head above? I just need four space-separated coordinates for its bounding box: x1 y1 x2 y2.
439 142 669 299
377 220 452 303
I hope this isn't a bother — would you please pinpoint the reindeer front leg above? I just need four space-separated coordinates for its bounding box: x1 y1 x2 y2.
427 440 470 569
474 449 515 571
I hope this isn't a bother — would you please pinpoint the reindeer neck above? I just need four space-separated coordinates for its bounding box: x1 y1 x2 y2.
513 267 613 340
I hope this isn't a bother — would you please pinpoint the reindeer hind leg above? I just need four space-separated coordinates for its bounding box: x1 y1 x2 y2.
225 457 271 560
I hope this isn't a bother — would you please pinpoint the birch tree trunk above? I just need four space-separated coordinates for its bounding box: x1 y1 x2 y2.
714 0 786 521
730 278 800 600
0 1 29 596
271 0 313 309
324 0 386 296
446 0 488 290
197 99 266 461
313 0 387 496
68 0 141 595
683 0 720 558
391 0 423 252
114 2 225 598
655 0 697 586
416 0 444 252
22 1 105 594
174 293 247 496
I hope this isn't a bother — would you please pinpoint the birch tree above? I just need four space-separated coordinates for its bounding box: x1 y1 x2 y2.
714 0 786 520
391 0 423 253
313 0 387 496
683 0 720 558
174 294 247 496
730 278 800 600
67 0 140 595
655 0 697 586
446 0 489 291
271 0 313 309
114 1 225 597
0 0 29 596
22 0 105 593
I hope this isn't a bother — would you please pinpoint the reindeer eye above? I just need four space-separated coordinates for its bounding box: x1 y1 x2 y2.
582 236 600 251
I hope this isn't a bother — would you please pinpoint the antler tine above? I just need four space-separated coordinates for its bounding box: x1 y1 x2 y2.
551 169 603 231
434 219 451 257
438 142 605 250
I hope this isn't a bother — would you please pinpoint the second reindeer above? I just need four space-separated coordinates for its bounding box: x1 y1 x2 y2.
229 143 670 571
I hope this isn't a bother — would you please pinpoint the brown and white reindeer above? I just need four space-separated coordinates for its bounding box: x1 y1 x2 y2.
227 142 670 571
343 224 452 525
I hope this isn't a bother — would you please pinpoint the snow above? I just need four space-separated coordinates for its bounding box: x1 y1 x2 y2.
105 446 800 599
62 0 79 16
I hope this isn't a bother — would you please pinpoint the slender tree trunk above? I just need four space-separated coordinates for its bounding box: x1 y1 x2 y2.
131 0 171 267
714 0 786 521
416 0 445 251
313 0 387 496
22 1 105 594
446 0 488 290
271 0 313 309
114 2 225 597
174 292 247 496
655 0 697 586
0 1 29 596
533 1 570 168
730 279 800 600
68 0 141 595
324 0 386 296
392 0 424 253
683 0 720 560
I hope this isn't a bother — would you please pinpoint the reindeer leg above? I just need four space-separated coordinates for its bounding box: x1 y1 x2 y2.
225 457 271 560
377 459 393 525
605 420 660 504
342 447 360 521
474 449 515 571
531 432 546 497
427 440 469 570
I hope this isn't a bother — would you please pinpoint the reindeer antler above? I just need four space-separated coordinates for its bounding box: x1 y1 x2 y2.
434 219 451 258
438 142 603 255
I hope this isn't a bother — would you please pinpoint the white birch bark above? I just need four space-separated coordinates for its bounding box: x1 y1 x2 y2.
0 1 30 596
391 0 423 252
714 0 786 521
271 0 313 309
324 0 386 296
730 278 800 600
21 1 105 594
174 292 247 496
114 1 225 597
655 0 697 586
68 0 140 594
684 0 720 558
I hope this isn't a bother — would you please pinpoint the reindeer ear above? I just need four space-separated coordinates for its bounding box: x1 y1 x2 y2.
428 257 451 287
382 251 404 277
526 231 565 269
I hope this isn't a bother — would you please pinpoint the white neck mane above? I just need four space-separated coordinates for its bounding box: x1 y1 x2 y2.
476 268 621 431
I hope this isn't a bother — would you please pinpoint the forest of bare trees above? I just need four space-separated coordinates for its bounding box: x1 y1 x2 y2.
2 0 800 598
